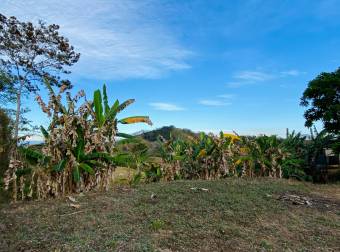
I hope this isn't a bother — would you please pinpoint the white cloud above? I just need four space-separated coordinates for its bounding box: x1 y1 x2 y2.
199 100 231 106
226 81 253 88
227 69 304 87
217 94 235 99
234 70 273 82
0 0 192 79
280 70 306 76
24 135 44 143
149 102 185 111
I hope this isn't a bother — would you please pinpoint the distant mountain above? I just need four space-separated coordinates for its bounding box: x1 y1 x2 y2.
137 125 197 142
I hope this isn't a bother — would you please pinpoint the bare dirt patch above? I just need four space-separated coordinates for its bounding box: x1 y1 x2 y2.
277 190 340 212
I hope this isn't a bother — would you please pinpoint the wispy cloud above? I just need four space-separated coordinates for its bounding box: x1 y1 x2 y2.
199 100 231 106
227 69 304 87
234 70 273 82
1 0 192 79
280 70 306 76
226 81 249 88
217 94 235 99
149 102 185 111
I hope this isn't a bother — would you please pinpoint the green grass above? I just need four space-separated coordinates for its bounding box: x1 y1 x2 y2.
1 178 339 251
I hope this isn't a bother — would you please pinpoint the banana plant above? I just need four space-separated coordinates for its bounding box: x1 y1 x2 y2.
92 84 152 138
192 132 216 159
58 127 128 182
158 135 187 163
38 125 131 183
7 81 154 200
158 135 188 180
144 164 162 183
280 129 307 179
115 137 151 172
241 135 286 178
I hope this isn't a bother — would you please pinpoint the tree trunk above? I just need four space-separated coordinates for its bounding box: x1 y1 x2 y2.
13 81 23 145
8 82 24 203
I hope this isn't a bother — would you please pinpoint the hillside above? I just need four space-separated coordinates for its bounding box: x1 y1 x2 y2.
138 125 198 142
1 178 339 251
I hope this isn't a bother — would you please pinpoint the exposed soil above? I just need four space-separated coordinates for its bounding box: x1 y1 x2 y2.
277 191 340 212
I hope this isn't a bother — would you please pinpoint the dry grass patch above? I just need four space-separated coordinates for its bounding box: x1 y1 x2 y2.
0 178 339 251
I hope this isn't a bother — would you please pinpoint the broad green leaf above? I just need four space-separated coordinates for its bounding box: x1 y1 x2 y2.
73 166 80 182
102 84 110 115
116 132 134 139
86 160 105 168
105 99 119 122
111 99 120 112
117 137 141 145
53 159 67 172
131 172 142 185
110 153 133 166
19 147 50 165
74 127 85 160
40 126 49 139
174 155 185 161
79 163 94 175
93 89 104 126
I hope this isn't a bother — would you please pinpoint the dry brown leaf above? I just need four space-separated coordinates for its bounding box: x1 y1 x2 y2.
67 196 77 202
69 203 81 209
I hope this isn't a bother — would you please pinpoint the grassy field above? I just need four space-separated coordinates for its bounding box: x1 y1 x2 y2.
1 178 339 252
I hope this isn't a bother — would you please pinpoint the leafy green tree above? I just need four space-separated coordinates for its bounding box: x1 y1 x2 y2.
0 14 80 148
300 68 340 134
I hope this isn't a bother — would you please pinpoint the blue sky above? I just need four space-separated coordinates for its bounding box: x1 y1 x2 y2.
1 0 340 138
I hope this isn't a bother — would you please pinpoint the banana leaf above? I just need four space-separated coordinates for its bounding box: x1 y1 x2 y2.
19 147 50 165
102 84 110 115
93 89 104 126
73 166 80 182
119 116 152 125
116 132 134 139
116 99 135 113
40 126 49 139
53 158 67 172
105 99 119 122
79 163 95 175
